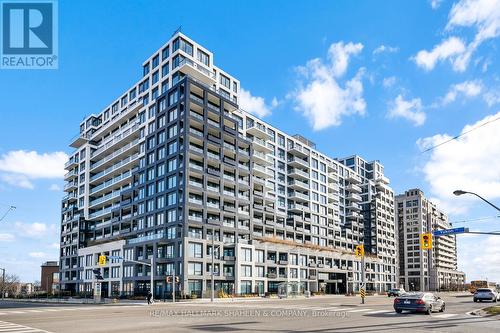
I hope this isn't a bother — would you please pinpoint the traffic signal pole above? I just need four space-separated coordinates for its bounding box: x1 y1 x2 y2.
361 255 365 304
172 268 176 303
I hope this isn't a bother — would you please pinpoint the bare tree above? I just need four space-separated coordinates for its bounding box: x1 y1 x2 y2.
0 273 21 297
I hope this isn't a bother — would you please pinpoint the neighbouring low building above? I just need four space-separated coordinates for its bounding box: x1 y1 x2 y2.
41 261 59 294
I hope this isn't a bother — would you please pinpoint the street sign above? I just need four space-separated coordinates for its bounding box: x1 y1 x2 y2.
107 256 124 260
433 227 469 237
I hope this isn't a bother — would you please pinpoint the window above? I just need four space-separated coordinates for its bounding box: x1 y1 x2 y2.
256 250 265 263
197 49 209 66
188 243 202 258
143 63 149 76
220 74 230 89
241 248 252 262
167 192 177 205
152 55 159 68
152 71 159 85
173 37 193 56
161 46 169 60
241 265 252 277
188 262 202 275
162 63 169 77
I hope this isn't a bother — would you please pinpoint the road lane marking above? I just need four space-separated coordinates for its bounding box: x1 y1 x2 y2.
365 310 392 314
6 311 26 314
433 313 458 318
347 308 373 313
0 320 51 333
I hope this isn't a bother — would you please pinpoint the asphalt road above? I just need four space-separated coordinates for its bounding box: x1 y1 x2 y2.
0 294 498 333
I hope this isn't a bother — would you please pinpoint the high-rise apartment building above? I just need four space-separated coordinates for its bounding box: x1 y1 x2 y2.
60 32 398 298
395 189 465 291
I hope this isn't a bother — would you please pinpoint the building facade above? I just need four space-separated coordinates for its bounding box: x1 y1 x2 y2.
395 189 465 291
40 261 59 294
59 32 398 298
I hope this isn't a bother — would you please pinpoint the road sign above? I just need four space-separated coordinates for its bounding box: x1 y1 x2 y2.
355 244 365 257
421 233 432 250
360 288 366 298
433 227 469 237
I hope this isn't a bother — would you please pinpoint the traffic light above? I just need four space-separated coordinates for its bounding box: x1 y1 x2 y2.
355 244 364 257
166 276 172 283
175 276 179 283
421 233 432 250
98 255 107 266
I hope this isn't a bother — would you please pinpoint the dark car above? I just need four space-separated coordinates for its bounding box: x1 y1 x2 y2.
388 288 405 297
394 292 445 315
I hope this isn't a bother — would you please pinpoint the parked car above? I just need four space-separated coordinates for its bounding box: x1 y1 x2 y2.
388 288 405 297
394 292 445 315
473 288 499 302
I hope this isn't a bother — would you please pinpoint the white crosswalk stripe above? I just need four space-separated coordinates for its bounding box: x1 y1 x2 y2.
365 310 392 314
0 320 51 333
433 313 458 319
347 308 373 313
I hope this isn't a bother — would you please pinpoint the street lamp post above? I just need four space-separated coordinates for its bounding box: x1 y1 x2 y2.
453 190 500 212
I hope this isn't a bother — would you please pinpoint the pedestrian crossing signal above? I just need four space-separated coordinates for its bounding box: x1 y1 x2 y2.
166 276 172 283
175 276 179 283
355 245 364 257
421 233 432 250
98 255 107 266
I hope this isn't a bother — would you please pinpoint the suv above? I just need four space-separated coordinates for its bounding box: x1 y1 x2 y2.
388 288 405 297
474 288 499 302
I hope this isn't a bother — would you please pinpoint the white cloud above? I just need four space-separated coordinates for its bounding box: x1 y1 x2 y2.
417 111 500 214
48 184 61 191
483 86 500 106
49 242 60 249
239 88 278 118
373 45 399 55
459 235 500 281
443 80 483 104
430 0 444 9
29 252 47 259
291 41 366 131
0 150 68 189
0 173 34 189
0 233 15 242
14 221 58 239
382 76 396 88
413 37 466 71
415 0 500 72
387 94 426 126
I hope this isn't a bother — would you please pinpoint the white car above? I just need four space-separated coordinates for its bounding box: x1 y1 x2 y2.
473 288 499 302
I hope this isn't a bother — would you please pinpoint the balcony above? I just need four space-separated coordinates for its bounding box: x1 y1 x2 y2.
288 191 309 202
347 193 362 202
288 168 309 180
288 179 309 191
64 157 78 170
287 144 308 158
64 182 78 192
69 132 91 149
346 184 362 193
375 175 390 185
251 137 272 153
64 170 78 180
90 122 141 160
179 57 216 85
288 204 309 214
346 173 362 184
252 163 270 178
346 212 361 220
91 138 140 170
347 203 361 211
287 156 309 169
253 150 271 165
246 123 270 139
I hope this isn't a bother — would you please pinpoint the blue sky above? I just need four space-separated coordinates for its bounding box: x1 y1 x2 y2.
0 0 499 283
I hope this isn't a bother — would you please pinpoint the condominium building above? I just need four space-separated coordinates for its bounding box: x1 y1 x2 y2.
395 189 465 292
59 32 398 298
